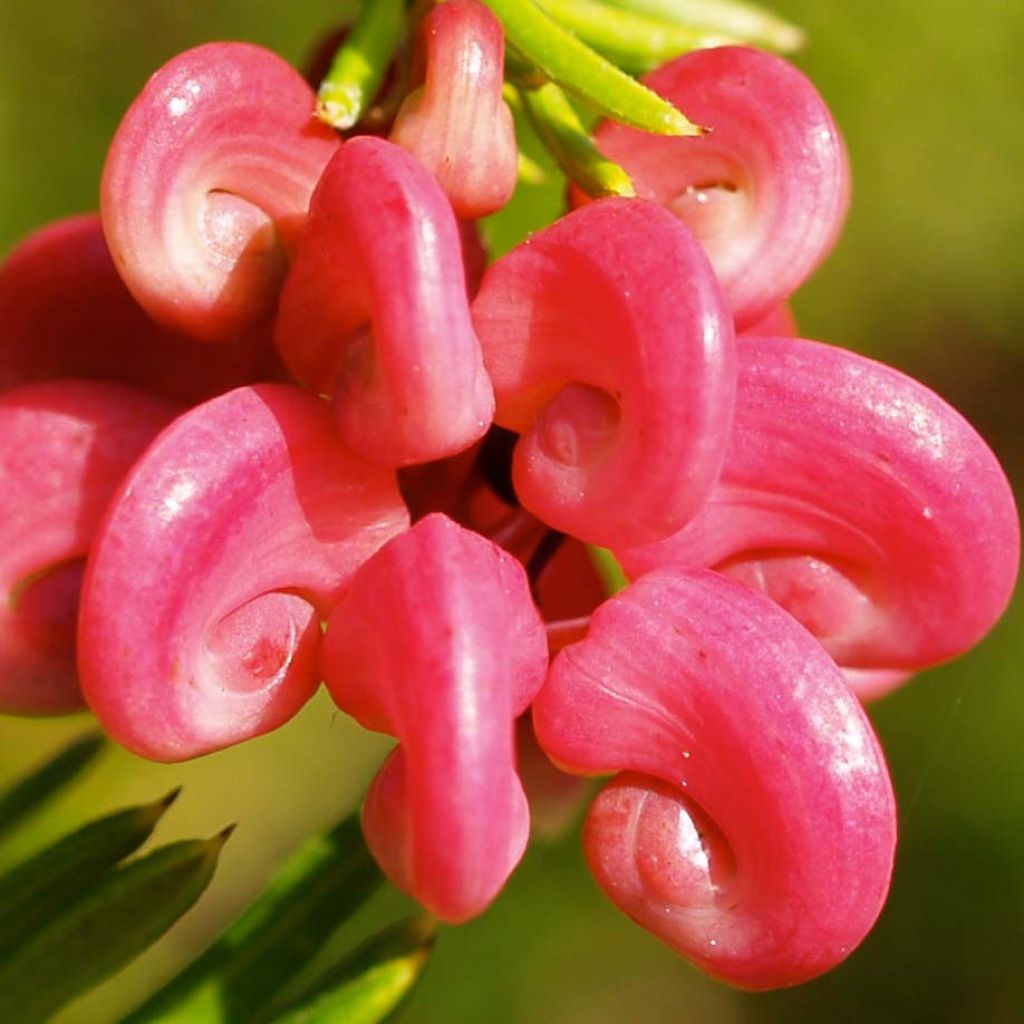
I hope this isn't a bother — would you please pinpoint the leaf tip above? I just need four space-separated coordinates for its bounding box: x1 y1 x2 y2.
209 822 238 849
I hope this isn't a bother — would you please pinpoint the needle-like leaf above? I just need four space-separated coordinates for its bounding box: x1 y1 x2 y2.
125 812 383 1024
482 0 703 134
0 732 105 839
0 830 231 1023
0 788 179 959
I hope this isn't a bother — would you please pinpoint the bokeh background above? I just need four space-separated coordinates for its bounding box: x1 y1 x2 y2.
1 1 1021 1021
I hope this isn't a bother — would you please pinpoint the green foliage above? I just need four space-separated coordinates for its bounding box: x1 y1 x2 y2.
316 0 405 129
267 917 436 1024
0 788 180 960
0 732 105 839
482 0 702 134
126 813 385 1023
0 739 431 1024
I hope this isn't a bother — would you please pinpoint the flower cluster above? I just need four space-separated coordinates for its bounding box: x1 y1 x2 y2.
0 0 1018 992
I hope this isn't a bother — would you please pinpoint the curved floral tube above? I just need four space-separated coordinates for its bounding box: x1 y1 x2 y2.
0 215 280 402
620 336 1020 684
471 197 735 548
739 302 797 338
275 137 494 467
0 380 178 715
79 384 409 761
102 42 340 343
320 514 548 922
390 0 517 218
574 47 849 329
532 569 896 989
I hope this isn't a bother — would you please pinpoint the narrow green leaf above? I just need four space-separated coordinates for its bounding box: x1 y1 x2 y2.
0 828 231 1024
317 0 405 130
604 0 806 52
0 731 105 839
0 788 179 959
482 0 703 135
520 82 635 197
269 917 437 1024
125 812 383 1024
536 0 736 75
588 546 629 595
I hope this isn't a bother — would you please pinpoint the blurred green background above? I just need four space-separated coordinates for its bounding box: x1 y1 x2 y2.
1 1 1021 1021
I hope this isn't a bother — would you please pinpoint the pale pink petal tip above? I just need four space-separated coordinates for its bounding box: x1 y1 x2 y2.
102 42 339 343
321 513 549 922
275 137 494 468
472 198 736 548
0 380 178 715
533 569 897 989
391 0 517 219
79 384 408 761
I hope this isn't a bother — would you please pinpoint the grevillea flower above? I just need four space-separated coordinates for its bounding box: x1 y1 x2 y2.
471 198 736 548
320 514 548 921
574 46 849 328
0 380 178 714
533 569 897 989
12 11 1017 997
102 42 340 343
390 0 518 219
79 385 408 761
275 137 494 467
619 336 1020 696
0 215 280 402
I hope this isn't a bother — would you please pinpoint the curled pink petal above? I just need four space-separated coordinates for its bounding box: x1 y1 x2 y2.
0 380 178 714
102 42 339 343
321 513 548 922
620 336 1020 680
575 47 849 328
275 137 494 466
471 198 735 547
79 384 409 761
532 569 896 989
0 215 281 402
390 0 517 218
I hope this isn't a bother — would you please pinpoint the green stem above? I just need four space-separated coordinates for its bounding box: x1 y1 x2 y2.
587 546 629 595
482 0 703 135
317 0 406 130
520 82 635 197
604 0 805 52
537 0 736 74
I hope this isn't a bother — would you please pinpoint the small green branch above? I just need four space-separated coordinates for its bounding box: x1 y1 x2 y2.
520 82 635 198
537 0 737 74
588 546 629 595
482 0 704 135
317 0 406 130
